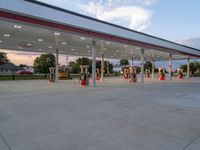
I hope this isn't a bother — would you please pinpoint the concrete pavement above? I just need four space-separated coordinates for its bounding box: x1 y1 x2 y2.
0 78 200 150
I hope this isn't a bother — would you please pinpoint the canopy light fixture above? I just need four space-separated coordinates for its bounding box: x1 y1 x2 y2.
61 42 67 45
54 32 60 36
38 39 44 42
27 43 32 46
3 34 10 37
14 25 21 29
80 37 85 40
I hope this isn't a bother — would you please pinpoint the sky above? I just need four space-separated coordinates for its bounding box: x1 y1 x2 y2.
1 0 200 67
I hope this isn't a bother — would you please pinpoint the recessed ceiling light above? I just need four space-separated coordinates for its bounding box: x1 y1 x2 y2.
71 48 75 51
54 32 60 36
61 42 67 45
113 54 117 56
48 46 52 49
124 45 128 48
88 50 91 53
38 49 42 51
103 48 107 50
14 25 21 29
75 52 79 55
38 38 44 42
59 51 63 53
80 37 85 40
3 34 10 37
27 43 32 46
18 46 23 49
106 42 110 45
86 46 90 48
0 40 2 43
115 50 120 52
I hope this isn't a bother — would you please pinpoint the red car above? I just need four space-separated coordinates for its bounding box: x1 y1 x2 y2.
16 70 33 74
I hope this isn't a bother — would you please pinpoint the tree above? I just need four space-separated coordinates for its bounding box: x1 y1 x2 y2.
76 57 90 66
19 64 27 68
0 52 9 65
33 53 55 74
68 57 114 74
144 61 153 72
180 62 200 75
120 59 129 66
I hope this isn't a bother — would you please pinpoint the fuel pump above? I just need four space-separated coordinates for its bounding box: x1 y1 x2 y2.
58 66 71 80
145 69 150 78
80 65 89 86
177 68 183 79
129 67 137 82
49 67 55 82
96 68 100 80
158 68 165 80
124 68 129 79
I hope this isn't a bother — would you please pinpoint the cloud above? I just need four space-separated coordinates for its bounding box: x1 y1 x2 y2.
79 1 153 31
37 0 155 31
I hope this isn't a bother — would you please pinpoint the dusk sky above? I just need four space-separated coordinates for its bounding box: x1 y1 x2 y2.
1 0 200 67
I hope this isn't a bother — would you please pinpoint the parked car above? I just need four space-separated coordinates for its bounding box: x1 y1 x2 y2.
16 70 33 75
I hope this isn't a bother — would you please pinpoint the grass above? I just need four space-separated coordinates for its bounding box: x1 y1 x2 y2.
0 73 120 81
193 72 200 77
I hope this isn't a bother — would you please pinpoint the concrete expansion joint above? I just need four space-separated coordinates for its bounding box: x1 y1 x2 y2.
0 131 12 150
182 135 200 150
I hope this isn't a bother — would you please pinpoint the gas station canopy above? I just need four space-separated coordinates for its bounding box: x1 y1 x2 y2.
0 0 200 61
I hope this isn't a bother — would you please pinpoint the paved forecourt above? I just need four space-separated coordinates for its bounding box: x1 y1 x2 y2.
0 78 200 150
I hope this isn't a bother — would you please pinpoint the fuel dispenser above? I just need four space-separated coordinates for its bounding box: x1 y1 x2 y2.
80 65 89 86
96 68 100 80
129 67 137 82
177 68 183 79
58 66 71 80
158 68 165 80
145 69 150 78
49 67 55 82
124 68 129 79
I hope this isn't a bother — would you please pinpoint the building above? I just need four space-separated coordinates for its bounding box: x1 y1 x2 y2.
0 63 22 74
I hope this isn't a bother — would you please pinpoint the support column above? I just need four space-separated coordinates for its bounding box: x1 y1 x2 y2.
101 54 104 81
168 53 172 81
152 60 155 79
92 40 96 87
55 49 59 83
187 58 190 79
140 48 144 83
107 59 109 76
